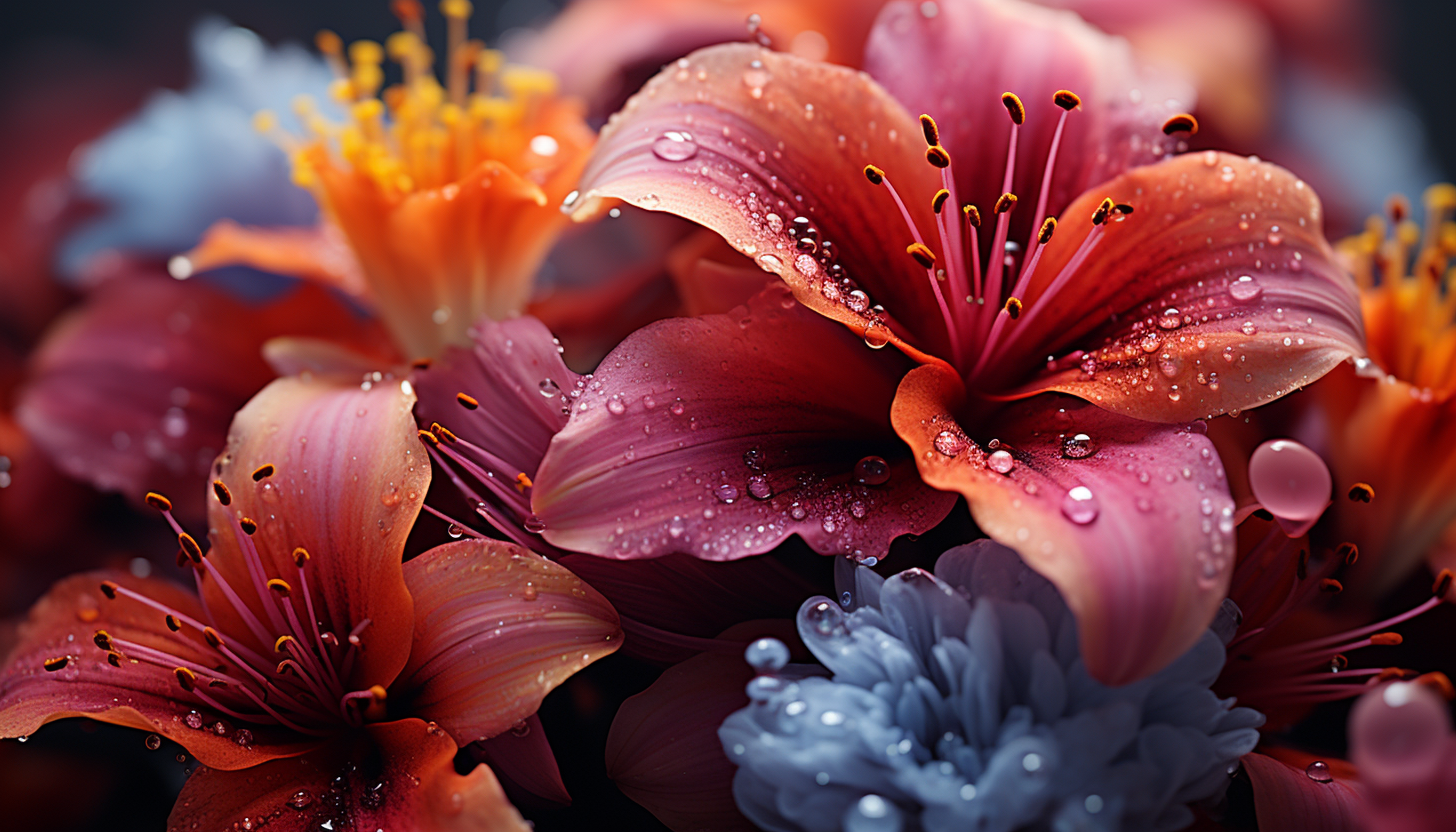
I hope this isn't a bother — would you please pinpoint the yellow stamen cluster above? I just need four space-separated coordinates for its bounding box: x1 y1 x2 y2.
1338 184 1456 392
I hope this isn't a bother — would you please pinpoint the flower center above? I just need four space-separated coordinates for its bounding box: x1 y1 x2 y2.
1338 184 1456 393
71 487 387 736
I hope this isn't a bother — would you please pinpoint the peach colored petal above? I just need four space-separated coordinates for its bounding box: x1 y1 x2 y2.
182 219 369 300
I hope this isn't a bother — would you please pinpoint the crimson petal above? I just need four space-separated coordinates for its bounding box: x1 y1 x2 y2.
396 540 621 744
864 0 1194 252
985 151 1364 422
468 714 571 805
570 42 952 359
892 364 1235 684
167 718 529 832
532 285 956 560
1242 750 1363 832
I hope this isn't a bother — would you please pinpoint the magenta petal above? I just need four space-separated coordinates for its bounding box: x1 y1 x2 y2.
532 285 956 560
414 316 578 480
1242 752 1364 832
864 0 1193 250
1349 682 1456 832
469 714 572 805
17 271 382 521
893 364 1235 683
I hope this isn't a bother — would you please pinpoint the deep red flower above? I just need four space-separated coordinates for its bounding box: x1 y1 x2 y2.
0 373 621 830
534 0 1363 683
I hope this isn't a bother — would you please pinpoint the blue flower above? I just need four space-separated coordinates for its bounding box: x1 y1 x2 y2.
58 17 333 279
720 541 1262 832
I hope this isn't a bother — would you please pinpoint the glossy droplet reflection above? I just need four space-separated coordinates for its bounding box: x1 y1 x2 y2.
538 378 561 397
987 450 1015 474
650 131 699 162
1060 486 1100 525
1229 275 1262 301
1061 433 1096 459
933 430 967 456
1304 761 1333 783
854 456 891 486
745 637 790 673
1248 439 1330 522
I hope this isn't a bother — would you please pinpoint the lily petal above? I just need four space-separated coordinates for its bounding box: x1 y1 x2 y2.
1242 750 1363 832
533 285 956 560
16 270 387 521
204 374 426 692
570 43 952 359
413 315 578 482
0 572 318 769
183 219 369 300
168 718 529 832
396 540 621 745
469 714 571 805
891 363 1235 684
864 0 1194 251
606 649 759 832
989 151 1364 422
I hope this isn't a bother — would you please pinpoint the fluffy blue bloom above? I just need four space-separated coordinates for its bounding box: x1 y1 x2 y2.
58 18 333 279
719 541 1263 832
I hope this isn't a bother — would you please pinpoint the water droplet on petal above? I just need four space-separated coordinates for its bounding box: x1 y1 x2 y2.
1248 439 1330 522
744 637 789 673
988 450 1015 474
1060 486 1099 524
607 397 626 415
145 734 162 751
863 322 891 349
538 378 561 397
1061 433 1096 459
1157 308 1183 330
288 790 314 809
1229 275 1262 301
747 475 772 500
715 483 740 503
447 524 464 539
1304 761 1333 783
933 430 966 456
853 455 891 485
651 131 699 162
523 515 547 533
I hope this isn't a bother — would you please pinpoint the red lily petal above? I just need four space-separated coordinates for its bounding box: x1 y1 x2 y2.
989 151 1364 422
468 714 571 805
570 42 952 359
413 315 578 482
892 363 1235 684
0 571 318 769
1242 750 1363 832
667 229 774 317
532 285 957 560
168 718 529 832
525 0 885 117
184 220 370 300
864 0 1194 252
396 540 621 745
204 374 426 692
16 269 389 521
557 552 827 664
605 649 759 832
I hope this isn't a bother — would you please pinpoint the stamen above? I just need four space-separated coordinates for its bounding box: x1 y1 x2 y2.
1000 92 1026 125
267 578 292 597
212 481 232 506
918 114 939 147
1348 482 1375 502
907 243 937 269
178 533 204 564
932 189 951 214
863 165 885 185
166 615 182 632
418 429 441 448
1091 197 1115 226
239 518 259 535
925 146 951 169
43 657 68 672
1003 297 1023 319
514 472 533 492
145 492 173 512
175 667 198 692
315 30 349 79
93 631 113 651
251 464 276 482
1161 114 1198 135
456 392 480 410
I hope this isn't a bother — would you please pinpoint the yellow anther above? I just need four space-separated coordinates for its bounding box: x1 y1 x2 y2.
1038 217 1057 244
328 78 356 103
932 189 951 214
1001 92 1025 125
315 30 343 56
1091 197 1115 225
349 40 384 66
43 656 69 672
174 667 198 691
1161 114 1198 135
994 193 1017 214
1004 297 1023 319
275 635 296 653
906 242 937 269
964 204 982 228
515 472 534 492
145 492 173 512
293 547 311 568
919 114 939 147
1053 90 1081 110
925 146 951 169
441 0 473 18
386 31 421 61
267 578 293 597
863 165 885 185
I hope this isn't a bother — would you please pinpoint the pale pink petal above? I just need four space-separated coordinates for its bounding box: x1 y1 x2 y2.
892 363 1234 684
532 285 956 560
1349 682 1456 832
396 540 621 744
1242 751 1364 832
864 0 1194 252
169 718 530 832
570 42 952 360
987 152 1364 423
203 373 427 691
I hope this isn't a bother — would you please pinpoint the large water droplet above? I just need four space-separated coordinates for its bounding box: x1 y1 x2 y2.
288 790 314 809
538 378 561 397
523 514 547 533
145 733 162 751
863 322 891 349
854 455 891 485
1061 433 1096 459
651 131 699 162
1229 275 1262 301
607 396 627 415
988 450 1015 474
803 599 844 635
1060 486 1100 524
1248 439 1330 522
715 483 741 503
1157 308 1183 330
747 475 773 500
447 524 464 539
745 637 790 673
933 430 967 456
1304 761 1333 783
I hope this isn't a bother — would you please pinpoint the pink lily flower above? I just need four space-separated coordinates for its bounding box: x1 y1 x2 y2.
0 373 621 830
526 0 1364 683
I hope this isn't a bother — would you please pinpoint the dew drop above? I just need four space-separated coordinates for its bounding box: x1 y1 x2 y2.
288 790 313 810
1139 332 1161 353
1229 275 1262 301
747 475 773 500
184 711 204 729
447 524 464 539
1248 439 1331 522
1061 433 1096 459
650 131 699 162
759 253 783 270
1304 761 1333 783
523 515 547 533
853 455 891 485
933 430 967 456
987 450 1015 474
804 599 844 635
145 733 162 751
1060 486 1099 524
715 483 741 503
745 637 790 673
863 322 891 349
1240 321 1258 336
607 397 626 415
1157 308 1183 330
538 378 561 397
